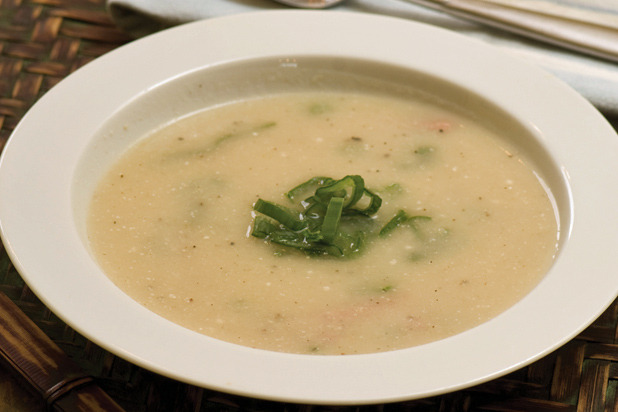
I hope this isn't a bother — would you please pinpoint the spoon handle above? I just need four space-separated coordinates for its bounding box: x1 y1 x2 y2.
0 291 125 411
403 0 618 63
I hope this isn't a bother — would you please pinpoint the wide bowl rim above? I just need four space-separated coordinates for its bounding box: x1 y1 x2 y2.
1 10 617 405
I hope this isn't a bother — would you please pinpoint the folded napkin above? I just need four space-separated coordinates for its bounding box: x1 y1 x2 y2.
106 0 618 117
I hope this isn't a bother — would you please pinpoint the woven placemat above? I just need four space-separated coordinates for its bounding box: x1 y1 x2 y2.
1 1 618 411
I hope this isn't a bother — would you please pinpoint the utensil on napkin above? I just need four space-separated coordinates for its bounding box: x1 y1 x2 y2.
274 0 618 63
0 292 125 411
105 0 618 117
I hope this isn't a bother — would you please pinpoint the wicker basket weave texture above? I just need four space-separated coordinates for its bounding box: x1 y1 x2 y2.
1 1 617 411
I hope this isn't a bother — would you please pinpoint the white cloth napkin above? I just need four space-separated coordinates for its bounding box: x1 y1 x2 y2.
106 0 618 117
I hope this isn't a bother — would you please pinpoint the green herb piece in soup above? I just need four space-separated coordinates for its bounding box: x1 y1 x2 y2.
309 102 333 115
414 145 435 156
379 211 453 261
379 210 410 237
211 121 277 151
380 183 403 196
379 210 431 237
162 121 277 163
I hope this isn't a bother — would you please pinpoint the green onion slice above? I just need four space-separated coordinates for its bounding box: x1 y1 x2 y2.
286 176 335 201
314 175 364 208
349 189 382 216
321 197 344 242
379 210 410 237
253 199 306 231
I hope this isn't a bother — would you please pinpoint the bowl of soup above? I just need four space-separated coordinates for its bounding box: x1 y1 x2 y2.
1 10 617 404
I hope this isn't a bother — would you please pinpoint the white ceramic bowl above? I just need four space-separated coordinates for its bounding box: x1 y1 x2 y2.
1 10 617 405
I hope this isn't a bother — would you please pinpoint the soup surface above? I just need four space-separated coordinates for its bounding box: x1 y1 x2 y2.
88 91 558 355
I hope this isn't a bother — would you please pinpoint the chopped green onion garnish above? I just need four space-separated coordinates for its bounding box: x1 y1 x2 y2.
251 175 380 258
250 176 433 259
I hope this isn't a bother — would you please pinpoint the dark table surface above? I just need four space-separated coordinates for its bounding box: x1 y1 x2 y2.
1 1 617 411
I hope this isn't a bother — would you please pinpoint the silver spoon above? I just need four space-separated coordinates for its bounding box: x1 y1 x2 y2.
272 0 618 63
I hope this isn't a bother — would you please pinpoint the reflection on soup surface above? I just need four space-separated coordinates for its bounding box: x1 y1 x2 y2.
88 91 558 354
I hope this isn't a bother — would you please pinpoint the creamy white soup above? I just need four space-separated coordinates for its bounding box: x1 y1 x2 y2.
87 91 558 355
